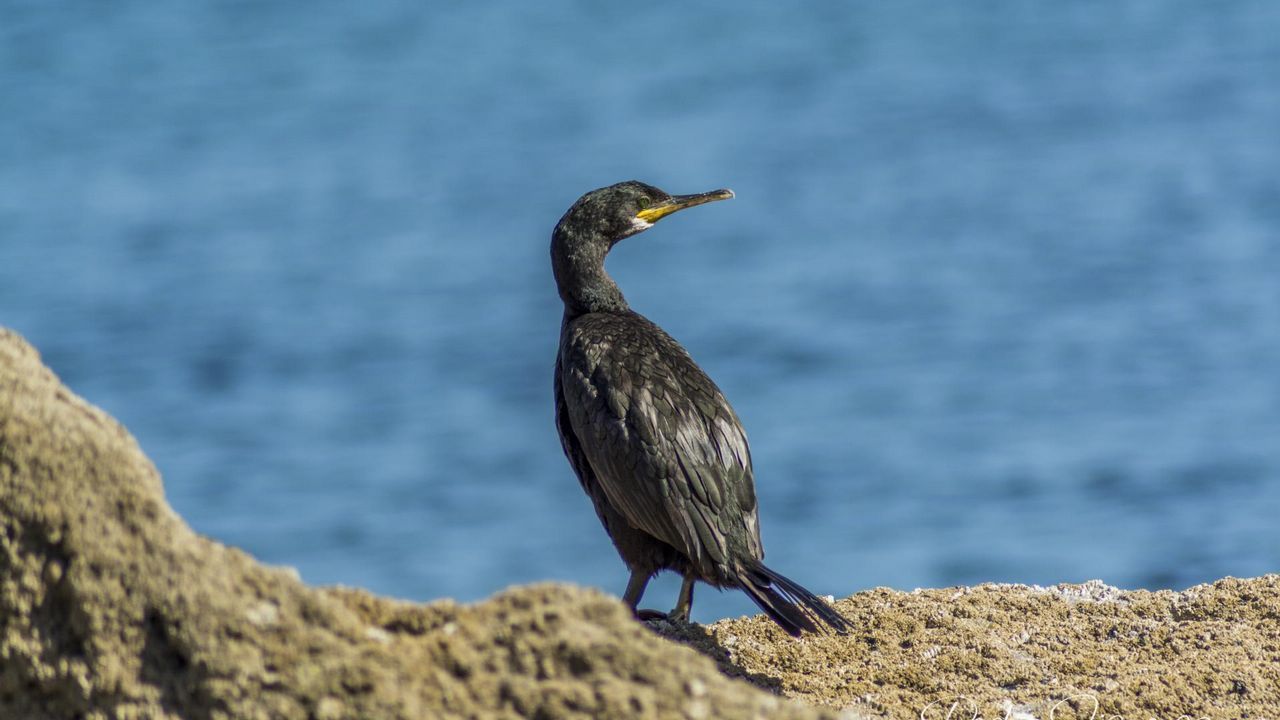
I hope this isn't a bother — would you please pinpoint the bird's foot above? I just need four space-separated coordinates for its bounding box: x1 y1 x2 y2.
634 608 691 625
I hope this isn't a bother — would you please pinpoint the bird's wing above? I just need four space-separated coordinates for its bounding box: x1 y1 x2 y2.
554 362 598 498
556 358 636 533
558 314 762 571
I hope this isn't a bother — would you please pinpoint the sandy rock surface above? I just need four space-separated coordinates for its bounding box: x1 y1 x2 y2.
658 577 1278 718
2 327 1276 719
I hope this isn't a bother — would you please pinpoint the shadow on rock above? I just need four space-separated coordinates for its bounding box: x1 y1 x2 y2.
644 617 784 695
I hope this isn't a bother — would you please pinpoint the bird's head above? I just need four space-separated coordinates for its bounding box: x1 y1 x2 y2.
553 181 734 249
550 180 734 315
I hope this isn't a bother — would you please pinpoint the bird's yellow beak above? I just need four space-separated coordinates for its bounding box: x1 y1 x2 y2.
636 188 735 224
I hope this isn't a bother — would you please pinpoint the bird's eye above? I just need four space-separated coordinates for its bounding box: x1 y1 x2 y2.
636 196 652 209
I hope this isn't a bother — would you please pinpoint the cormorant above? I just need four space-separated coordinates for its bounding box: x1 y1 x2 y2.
551 181 850 636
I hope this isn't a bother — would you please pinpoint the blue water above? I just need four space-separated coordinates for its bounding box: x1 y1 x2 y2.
4 3 1279 623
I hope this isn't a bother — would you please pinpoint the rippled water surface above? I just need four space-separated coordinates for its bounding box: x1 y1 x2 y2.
4 3 1279 622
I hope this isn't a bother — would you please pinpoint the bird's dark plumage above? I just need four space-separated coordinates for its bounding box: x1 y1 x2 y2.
551 181 850 636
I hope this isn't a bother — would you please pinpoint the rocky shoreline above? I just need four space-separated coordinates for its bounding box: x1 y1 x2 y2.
2 327 1275 719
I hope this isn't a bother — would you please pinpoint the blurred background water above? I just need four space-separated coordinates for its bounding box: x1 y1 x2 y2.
3 2 1279 623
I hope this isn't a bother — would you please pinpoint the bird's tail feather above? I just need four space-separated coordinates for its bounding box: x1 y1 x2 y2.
735 558 852 637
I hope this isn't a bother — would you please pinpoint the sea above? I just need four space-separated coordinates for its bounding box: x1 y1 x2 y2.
3 2 1279 623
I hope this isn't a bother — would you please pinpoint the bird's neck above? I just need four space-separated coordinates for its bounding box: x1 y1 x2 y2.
551 228 629 317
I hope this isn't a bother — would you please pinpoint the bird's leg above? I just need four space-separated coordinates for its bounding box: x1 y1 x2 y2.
625 570 671 621
668 574 696 624
623 569 651 610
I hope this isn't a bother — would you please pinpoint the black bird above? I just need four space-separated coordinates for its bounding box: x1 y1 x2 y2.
551 181 850 636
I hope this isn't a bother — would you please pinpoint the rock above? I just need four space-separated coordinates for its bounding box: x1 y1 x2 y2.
3 325 1278 719
0 328 826 720
662 572 1280 719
